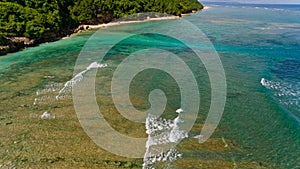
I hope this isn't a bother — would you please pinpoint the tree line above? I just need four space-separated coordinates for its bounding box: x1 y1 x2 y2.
0 0 203 44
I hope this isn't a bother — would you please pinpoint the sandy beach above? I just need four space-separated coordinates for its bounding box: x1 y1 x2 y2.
73 8 209 33
74 15 181 33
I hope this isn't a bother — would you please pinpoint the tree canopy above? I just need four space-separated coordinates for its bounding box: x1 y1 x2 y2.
0 0 203 41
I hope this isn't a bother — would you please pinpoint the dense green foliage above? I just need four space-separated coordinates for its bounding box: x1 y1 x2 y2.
0 0 76 39
0 0 203 41
69 0 203 23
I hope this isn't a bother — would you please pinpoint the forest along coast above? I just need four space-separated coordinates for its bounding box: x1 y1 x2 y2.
0 0 203 55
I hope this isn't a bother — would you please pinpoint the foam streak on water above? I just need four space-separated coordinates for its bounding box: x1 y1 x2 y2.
261 78 300 122
56 62 108 100
34 62 108 105
143 109 188 169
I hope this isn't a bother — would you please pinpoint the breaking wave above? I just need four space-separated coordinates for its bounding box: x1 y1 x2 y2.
143 109 189 169
261 78 300 122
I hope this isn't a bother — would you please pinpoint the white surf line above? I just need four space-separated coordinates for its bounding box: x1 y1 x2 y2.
261 77 300 123
142 108 188 169
56 62 108 100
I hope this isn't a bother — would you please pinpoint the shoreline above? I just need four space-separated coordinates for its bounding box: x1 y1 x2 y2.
72 15 180 35
0 9 207 56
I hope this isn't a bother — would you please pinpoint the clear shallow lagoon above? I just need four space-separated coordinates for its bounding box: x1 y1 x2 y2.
0 4 299 169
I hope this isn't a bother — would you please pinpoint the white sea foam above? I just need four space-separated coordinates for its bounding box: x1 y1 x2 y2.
40 111 55 119
260 78 268 87
33 82 67 105
175 108 183 114
36 82 63 96
261 78 300 113
143 108 188 169
56 62 108 100
33 62 108 113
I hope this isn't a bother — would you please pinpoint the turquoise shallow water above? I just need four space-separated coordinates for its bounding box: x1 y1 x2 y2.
192 4 300 167
193 4 300 168
0 4 299 169
193 5 300 122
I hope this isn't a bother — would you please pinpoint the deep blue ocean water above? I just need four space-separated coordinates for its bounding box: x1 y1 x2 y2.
0 3 299 168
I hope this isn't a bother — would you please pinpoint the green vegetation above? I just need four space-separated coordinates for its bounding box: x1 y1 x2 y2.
0 0 76 39
0 0 203 41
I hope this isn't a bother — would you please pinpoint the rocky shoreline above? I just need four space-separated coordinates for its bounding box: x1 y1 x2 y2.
0 37 35 55
0 29 75 55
